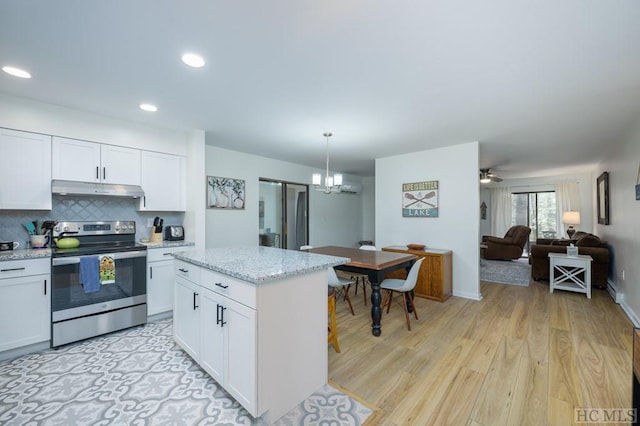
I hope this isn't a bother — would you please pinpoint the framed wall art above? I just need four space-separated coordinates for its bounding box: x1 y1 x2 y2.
596 171 609 225
207 176 245 209
402 180 439 217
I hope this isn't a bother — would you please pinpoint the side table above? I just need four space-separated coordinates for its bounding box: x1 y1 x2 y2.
548 253 593 298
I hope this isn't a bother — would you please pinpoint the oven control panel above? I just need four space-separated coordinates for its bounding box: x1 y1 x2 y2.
53 221 136 237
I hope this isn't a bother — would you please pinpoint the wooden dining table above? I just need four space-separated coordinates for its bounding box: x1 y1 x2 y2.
307 246 417 336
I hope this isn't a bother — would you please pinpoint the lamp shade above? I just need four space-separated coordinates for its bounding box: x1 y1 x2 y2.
562 211 581 225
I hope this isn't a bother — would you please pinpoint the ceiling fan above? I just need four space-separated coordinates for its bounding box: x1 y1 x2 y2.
479 168 503 183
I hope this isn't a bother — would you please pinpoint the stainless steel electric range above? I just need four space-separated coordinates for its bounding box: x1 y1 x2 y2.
50 220 147 347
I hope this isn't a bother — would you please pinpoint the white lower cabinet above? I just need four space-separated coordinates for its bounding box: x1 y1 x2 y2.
173 258 326 423
174 277 200 359
0 258 51 352
200 287 256 411
147 246 186 317
175 269 257 414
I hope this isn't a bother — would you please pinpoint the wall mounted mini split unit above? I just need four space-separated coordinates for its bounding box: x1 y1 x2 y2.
339 182 362 194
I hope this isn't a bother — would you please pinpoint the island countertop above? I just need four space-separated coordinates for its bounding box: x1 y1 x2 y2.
171 246 349 284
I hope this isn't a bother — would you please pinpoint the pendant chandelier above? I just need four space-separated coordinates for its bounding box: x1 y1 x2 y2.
312 132 343 194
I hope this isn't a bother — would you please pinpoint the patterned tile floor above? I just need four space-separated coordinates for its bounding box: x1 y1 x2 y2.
0 320 371 425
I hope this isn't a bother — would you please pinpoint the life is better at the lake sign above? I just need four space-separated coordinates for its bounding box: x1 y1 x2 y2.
402 180 439 217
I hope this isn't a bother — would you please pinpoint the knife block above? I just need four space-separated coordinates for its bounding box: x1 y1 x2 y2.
149 227 163 243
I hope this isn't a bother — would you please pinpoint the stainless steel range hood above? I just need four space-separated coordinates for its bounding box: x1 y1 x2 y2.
52 180 145 198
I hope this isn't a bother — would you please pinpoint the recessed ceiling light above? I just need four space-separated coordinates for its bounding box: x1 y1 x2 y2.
139 103 158 112
181 53 205 68
2 66 31 79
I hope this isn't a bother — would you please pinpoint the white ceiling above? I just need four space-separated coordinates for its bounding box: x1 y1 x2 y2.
1 1 639 178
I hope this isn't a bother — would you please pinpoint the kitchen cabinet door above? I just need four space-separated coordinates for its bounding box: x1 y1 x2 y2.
198 287 256 413
52 136 101 182
139 151 186 211
100 144 141 186
199 288 225 384
0 274 50 352
147 259 175 316
173 277 200 360
224 296 257 413
52 137 141 185
0 129 52 210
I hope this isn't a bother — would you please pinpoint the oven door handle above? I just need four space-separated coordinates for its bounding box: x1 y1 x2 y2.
52 250 147 266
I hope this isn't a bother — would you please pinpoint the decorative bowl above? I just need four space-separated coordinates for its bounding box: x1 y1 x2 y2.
407 244 426 250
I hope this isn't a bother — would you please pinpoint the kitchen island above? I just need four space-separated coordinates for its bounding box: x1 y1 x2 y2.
171 246 348 424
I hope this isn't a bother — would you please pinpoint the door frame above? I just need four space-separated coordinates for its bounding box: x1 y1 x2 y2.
259 178 309 249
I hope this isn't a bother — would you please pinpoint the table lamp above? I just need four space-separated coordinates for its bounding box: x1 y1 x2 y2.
562 211 581 239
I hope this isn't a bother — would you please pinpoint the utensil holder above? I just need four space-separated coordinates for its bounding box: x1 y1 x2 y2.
149 227 163 243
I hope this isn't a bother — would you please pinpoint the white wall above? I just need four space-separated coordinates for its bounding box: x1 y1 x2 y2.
361 176 375 243
597 116 640 326
376 141 481 300
205 146 364 249
185 130 206 249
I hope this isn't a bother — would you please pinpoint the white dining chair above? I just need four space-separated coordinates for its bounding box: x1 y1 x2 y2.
380 257 424 330
328 267 355 315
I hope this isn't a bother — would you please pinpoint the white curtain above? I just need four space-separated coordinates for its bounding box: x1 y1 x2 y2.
490 187 511 236
555 181 580 237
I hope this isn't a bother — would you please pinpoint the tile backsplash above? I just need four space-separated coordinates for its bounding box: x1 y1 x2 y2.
0 195 184 247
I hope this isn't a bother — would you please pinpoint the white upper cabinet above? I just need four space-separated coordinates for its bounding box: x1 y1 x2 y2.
0 129 52 210
52 136 141 186
139 151 186 211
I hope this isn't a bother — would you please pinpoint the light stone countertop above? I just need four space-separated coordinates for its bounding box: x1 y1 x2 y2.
0 248 52 261
172 246 350 284
141 241 195 249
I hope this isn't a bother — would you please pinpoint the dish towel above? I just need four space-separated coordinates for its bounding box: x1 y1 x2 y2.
79 256 100 293
99 255 116 284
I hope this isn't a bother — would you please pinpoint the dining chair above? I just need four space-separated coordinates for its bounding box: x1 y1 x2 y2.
380 257 424 330
328 288 340 352
348 245 377 307
328 267 355 315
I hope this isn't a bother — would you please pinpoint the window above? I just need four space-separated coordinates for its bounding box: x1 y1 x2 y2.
512 191 557 252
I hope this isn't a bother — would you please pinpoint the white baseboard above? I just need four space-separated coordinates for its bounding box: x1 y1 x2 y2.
620 300 640 328
608 279 640 327
454 289 483 301
607 280 624 304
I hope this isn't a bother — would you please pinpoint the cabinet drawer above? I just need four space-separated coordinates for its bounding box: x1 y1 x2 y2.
0 258 50 279
175 260 200 284
148 246 187 263
201 268 256 309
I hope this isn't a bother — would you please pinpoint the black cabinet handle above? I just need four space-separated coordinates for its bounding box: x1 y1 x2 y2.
216 304 221 325
163 253 171 256
96 166 99 180
215 282 229 289
193 292 199 310
150 266 153 279
216 305 227 327
179 268 188 273
44 279 47 295
1 267 26 272
143 196 146 208
103 167 106 180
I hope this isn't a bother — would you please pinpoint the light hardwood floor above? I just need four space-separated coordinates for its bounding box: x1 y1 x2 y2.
328 280 634 425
